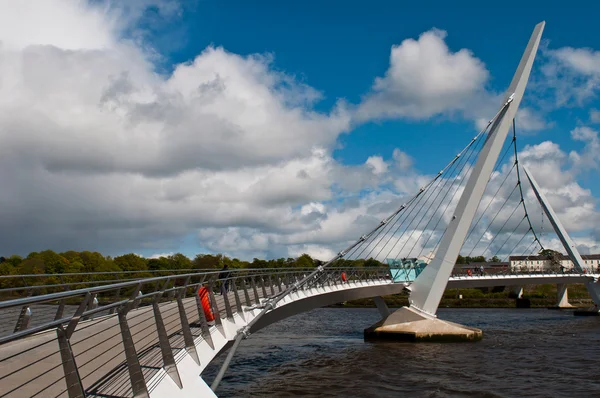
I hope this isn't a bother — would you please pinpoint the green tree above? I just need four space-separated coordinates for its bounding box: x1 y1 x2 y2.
295 254 314 268
147 257 170 270
79 251 114 272
539 249 563 272
192 254 221 269
114 253 148 272
364 258 382 267
167 253 192 269
39 250 69 274
17 257 45 275
251 258 268 268
6 255 22 267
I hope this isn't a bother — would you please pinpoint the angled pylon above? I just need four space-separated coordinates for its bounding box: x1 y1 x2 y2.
523 166 600 306
408 22 546 316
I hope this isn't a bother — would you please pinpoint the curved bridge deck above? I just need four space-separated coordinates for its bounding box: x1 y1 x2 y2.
0 268 597 397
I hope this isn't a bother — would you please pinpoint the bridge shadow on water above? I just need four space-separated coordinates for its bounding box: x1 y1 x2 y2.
204 307 600 398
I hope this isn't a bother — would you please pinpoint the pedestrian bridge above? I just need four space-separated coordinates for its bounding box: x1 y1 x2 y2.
0 267 597 398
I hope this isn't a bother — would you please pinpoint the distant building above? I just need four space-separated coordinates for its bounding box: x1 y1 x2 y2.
508 254 600 272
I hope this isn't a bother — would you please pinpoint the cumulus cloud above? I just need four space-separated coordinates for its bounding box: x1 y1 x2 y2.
365 156 388 175
515 107 550 133
0 1 597 262
355 29 490 121
0 0 358 256
540 45 600 106
569 126 600 172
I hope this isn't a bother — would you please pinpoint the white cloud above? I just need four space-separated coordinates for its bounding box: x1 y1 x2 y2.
393 149 413 170
148 252 174 259
590 109 600 124
516 107 550 133
541 46 600 106
0 0 115 51
569 126 600 171
365 156 388 175
356 29 490 121
0 1 598 263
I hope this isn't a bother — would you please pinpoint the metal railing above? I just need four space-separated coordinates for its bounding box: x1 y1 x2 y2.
450 268 600 279
0 266 392 398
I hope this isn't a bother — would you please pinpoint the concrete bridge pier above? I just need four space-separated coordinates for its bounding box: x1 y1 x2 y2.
512 286 523 299
373 296 390 318
364 306 483 342
551 284 574 309
510 286 530 308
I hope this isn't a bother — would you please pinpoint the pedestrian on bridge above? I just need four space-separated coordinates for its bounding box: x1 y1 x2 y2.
219 263 231 295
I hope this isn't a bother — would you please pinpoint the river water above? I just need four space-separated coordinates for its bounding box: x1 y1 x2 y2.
203 308 600 397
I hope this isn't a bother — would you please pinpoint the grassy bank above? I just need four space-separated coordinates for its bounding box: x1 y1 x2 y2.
328 283 595 309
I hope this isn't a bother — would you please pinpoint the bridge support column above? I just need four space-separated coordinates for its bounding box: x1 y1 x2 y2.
512 286 524 299
511 286 530 308
373 296 390 319
551 284 574 309
364 306 482 342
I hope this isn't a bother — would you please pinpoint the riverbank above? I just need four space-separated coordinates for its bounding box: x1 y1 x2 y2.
328 284 595 309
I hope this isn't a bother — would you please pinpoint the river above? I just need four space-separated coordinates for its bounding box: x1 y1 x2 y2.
203 308 600 397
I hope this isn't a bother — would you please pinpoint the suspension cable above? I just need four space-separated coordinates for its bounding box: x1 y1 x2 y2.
512 118 544 250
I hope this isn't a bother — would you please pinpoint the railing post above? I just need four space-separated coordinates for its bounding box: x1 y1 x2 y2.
56 292 91 398
207 281 222 327
109 288 121 315
56 328 85 398
55 300 66 321
194 285 214 349
231 279 243 319
82 294 99 321
118 284 149 398
251 277 260 304
268 275 275 295
259 277 268 298
55 280 70 321
14 306 31 332
222 284 234 319
176 288 200 365
152 298 183 388
242 279 252 306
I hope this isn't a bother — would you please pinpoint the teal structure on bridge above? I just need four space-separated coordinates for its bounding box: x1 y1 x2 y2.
387 258 428 283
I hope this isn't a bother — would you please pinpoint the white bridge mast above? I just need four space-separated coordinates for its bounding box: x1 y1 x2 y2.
408 22 546 316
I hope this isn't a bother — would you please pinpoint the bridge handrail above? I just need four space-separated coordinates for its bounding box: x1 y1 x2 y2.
0 266 391 335
0 265 392 397
0 266 385 299
0 267 328 281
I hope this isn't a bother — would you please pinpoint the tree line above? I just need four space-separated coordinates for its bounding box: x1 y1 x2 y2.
0 250 392 277
0 250 517 277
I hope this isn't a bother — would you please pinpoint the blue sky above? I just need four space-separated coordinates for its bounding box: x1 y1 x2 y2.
1 0 599 260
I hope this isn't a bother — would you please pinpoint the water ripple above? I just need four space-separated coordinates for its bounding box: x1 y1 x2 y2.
204 308 600 397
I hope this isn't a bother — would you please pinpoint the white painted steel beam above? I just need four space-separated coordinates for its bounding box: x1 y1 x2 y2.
409 22 546 315
523 166 600 306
